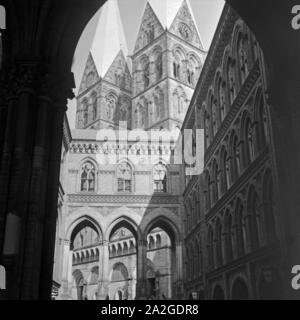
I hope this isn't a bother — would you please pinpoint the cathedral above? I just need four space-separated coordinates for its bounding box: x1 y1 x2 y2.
52 0 286 301
53 0 206 300
0 0 299 302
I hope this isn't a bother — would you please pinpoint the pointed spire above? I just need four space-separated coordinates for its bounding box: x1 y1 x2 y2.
148 0 183 29
90 0 128 78
148 0 203 48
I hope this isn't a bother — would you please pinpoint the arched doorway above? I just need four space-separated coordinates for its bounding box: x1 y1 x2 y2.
146 229 172 300
108 219 139 300
213 285 225 300
231 278 249 300
144 216 180 300
72 270 85 300
70 219 101 300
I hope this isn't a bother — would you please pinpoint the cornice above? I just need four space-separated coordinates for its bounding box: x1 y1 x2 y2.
67 193 181 205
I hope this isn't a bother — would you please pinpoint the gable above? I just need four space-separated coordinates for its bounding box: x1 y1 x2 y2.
103 50 132 92
169 0 203 49
78 53 100 95
134 3 165 53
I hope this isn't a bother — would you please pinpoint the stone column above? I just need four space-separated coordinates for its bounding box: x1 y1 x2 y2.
0 62 74 300
175 240 184 299
0 83 18 253
136 239 147 299
98 241 110 300
60 240 72 300
39 77 73 300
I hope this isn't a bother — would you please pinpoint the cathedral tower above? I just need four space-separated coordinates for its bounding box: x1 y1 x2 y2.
76 0 132 130
131 0 206 131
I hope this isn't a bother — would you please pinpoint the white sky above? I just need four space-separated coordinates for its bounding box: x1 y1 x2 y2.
67 0 224 128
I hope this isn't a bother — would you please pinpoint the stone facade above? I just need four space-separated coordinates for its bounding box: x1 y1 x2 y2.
54 0 203 300
182 4 283 300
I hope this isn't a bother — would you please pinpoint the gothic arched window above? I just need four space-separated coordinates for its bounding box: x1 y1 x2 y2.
237 34 249 85
117 162 132 193
153 163 167 193
80 162 96 192
228 58 237 105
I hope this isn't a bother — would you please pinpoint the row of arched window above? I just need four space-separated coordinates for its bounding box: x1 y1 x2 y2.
203 22 260 148
137 49 163 93
109 234 163 258
207 170 277 271
78 92 132 129
73 248 100 265
80 161 168 193
204 89 268 209
172 45 201 87
110 240 135 257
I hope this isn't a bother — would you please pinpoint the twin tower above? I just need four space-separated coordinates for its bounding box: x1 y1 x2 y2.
76 0 206 132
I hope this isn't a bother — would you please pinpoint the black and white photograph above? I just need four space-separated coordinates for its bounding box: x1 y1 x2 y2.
0 0 299 310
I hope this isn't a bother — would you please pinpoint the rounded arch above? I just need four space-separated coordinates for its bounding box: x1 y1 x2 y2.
172 44 187 60
110 262 129 282
150 45 162 59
